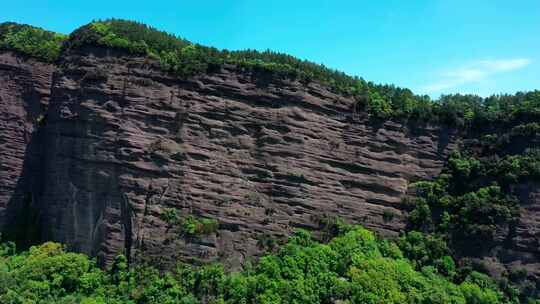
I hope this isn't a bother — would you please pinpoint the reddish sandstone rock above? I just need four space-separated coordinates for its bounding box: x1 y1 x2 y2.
0 46 537 281
0 52 53 239
38 47 457 268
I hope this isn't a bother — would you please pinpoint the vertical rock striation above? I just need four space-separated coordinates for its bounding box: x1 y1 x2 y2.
0 52 53 242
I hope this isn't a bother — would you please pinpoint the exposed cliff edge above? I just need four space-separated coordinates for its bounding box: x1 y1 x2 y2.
0 20 538 298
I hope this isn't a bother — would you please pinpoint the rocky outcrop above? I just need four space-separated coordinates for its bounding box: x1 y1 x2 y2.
0 46 537 280
35 47 457 267
0 52 53 242
488 183 540 280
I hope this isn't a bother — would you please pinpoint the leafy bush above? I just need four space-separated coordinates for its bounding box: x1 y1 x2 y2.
398 231 451 272
181 215 219 236
0 22 66 62
159 208 219 236
160 208 180 228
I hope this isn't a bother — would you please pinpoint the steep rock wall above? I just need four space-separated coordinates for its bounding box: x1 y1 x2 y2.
38 47 457 267
1 47 537 279
0 52 53 240
497 182 540 280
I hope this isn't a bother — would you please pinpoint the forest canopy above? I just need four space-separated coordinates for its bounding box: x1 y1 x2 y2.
0 22 66 62
0 226 519 304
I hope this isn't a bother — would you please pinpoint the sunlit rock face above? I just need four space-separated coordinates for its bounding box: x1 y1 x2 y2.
28 46 456 268
6 46 539 283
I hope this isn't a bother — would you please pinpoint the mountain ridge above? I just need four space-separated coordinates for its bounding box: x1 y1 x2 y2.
2 19 538 126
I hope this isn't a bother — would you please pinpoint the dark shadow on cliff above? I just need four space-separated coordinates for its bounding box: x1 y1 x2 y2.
2 118 47 250
1 63 52 247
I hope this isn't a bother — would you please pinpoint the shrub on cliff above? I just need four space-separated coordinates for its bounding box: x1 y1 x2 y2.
181 215 219 236
159 208 219 236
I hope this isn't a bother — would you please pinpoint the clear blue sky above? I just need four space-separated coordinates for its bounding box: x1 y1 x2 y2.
2 0 539 97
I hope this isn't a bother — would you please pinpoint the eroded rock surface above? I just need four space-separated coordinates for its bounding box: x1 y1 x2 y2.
38 47 456 267
0 47 537 279
0 52 53 236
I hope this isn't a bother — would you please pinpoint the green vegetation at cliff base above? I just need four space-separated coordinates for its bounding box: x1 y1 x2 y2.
1 225 524 304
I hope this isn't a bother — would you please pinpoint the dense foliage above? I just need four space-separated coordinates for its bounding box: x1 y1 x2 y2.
404 123 540 302
407 149 540 243
65 20 360 87
1 226 518 304
0 22 66 62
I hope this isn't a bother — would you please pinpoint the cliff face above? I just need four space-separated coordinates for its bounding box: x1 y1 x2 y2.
0 52 53 242
34 47 456 267
507 182 540 279
0 46 538 278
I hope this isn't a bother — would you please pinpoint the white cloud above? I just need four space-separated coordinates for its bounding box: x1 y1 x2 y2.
478 58 531 71
420 58 531 94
